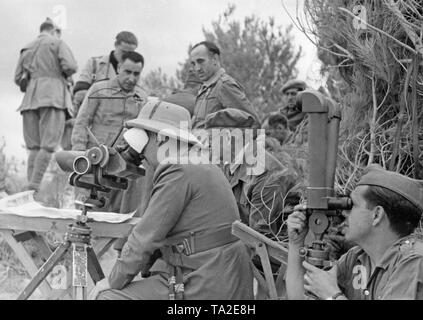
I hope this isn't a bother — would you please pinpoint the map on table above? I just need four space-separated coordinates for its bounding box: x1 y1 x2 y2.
0 191 135 223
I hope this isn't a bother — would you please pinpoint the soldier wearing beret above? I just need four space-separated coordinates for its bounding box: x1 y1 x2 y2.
161 69 202 116
286 165 423 300
189 41 260 129
280 79 307 132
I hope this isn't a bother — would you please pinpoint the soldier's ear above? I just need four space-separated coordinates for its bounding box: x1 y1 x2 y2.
372 206 385 227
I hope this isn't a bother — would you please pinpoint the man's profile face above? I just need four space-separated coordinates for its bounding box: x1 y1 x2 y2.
284 88 301 107
114 41 137 63
190 45 219 82
342 186 374 243
117 59 143 92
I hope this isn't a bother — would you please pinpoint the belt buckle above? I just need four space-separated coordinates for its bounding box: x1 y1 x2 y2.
182 238 192 256
173 232 196 256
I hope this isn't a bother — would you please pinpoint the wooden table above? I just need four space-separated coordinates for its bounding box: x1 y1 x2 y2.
0 213 140 300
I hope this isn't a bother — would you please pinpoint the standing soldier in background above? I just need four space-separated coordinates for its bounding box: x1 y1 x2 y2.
71 51 148 212
72 31 139 112
189 41 260 129
14 18 77 193
62 32 139 151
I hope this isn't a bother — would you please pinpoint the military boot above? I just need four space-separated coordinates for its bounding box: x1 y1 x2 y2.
27 149 39 182
28 149 52 192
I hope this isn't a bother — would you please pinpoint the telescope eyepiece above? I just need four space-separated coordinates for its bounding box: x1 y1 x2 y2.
327 197 353 211
120 145 144 167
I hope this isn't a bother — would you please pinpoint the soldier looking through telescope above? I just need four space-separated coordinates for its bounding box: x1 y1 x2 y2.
286 166 423 300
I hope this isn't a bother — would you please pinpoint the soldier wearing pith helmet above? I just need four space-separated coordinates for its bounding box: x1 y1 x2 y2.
90 100 254 300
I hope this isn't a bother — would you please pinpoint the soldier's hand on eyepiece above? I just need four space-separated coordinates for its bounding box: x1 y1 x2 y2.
287 204 309 247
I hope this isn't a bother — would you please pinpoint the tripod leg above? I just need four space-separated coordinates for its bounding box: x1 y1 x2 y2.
17 241 71 300
87 246 105 284
73 286 87 300
71 243 89 300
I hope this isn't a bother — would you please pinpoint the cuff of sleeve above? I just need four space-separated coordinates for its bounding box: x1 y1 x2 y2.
108 261 135 290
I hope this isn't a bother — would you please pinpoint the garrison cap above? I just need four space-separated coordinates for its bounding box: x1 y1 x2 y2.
282 79 307 94
204 108 261 129
357 165 423 212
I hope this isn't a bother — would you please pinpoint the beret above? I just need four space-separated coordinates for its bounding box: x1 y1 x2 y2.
357 165 423 212
204 108 261 129
162 91 196 116
185 69 202 86
282 79 307 94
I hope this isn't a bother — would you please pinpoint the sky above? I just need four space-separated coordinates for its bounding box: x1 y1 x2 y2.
0 0 322 161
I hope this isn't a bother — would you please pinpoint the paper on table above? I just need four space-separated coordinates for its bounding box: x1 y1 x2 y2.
0 191 135 224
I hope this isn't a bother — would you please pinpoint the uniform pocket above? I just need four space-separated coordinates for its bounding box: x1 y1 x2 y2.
101 112 121 126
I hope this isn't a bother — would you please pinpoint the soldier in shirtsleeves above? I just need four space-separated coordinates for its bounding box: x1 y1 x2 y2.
287 165 423 300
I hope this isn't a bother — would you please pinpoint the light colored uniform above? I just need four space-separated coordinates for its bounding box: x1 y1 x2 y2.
73 54 118 110
71 77 148 213
14 33 77 117
71 77 148 151
14 33 77 190
337 236 423 300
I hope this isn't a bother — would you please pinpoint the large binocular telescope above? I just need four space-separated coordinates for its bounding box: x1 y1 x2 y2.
55 144 145 192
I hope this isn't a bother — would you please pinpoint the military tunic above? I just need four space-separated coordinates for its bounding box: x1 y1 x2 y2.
280 105 306 132
192 68 260 129
225 151 301 240
71 77 148 151
14 33 77 115
101 163 254 300
73 52 119 110
337 236 423 300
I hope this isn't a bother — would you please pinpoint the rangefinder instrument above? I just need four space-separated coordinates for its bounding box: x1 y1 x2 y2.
295 91 353 270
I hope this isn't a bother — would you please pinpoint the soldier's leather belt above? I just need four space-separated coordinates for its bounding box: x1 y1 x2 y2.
161 224 239 269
